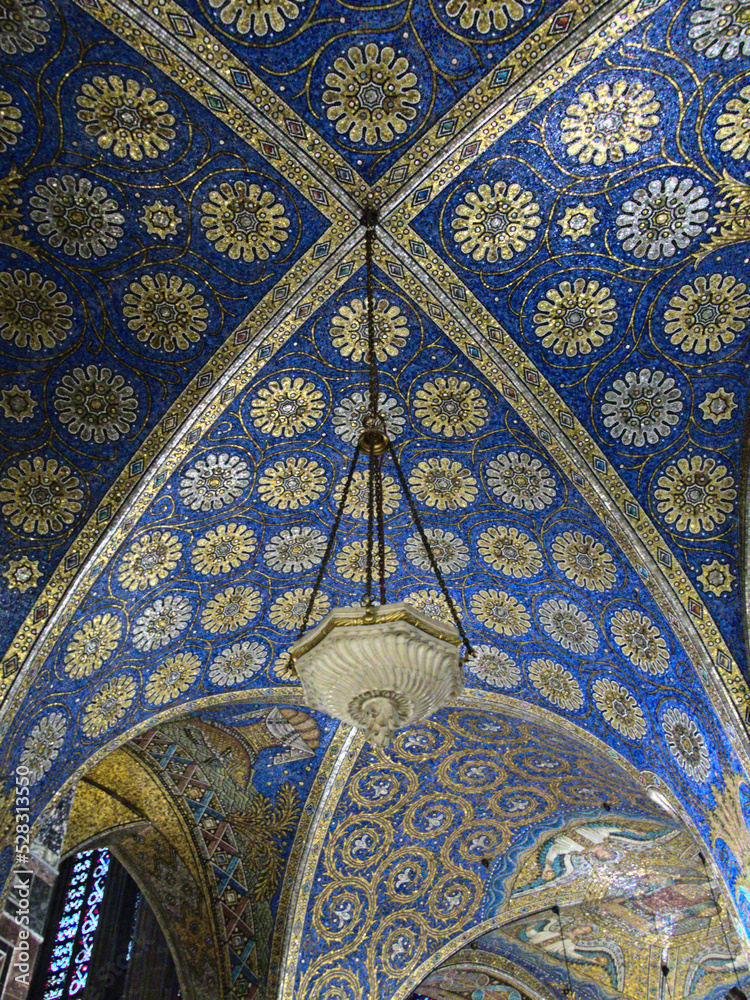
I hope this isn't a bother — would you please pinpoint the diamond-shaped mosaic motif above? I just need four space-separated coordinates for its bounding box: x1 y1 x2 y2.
144 43 167 63
437 118 457 138
168 13 194 35
285 118 306 138
308 187 329 206
549 11 575 32
490 66 513 88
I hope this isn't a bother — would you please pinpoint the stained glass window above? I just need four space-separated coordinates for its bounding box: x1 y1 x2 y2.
40 849 110 1000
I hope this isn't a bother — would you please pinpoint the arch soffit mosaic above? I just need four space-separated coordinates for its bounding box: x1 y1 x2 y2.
61 745 228 1000
413 952 563 1000
407 828 750 1000
262 700 726 1000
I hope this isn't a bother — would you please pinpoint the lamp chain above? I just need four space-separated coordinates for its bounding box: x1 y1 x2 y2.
363 207 470 651
288 207 472 671
375 452 387 605
289 441 363 661
366 439 375 607
364 207 380 609
364 208 380 422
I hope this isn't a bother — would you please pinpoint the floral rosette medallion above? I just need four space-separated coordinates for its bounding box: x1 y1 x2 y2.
323 44 421 145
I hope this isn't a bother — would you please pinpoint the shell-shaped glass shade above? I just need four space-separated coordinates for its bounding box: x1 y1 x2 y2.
290 601 464 746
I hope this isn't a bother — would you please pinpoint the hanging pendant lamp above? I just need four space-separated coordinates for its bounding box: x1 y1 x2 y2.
286 207 470 746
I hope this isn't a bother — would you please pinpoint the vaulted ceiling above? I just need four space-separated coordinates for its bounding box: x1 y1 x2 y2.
1 0 750 995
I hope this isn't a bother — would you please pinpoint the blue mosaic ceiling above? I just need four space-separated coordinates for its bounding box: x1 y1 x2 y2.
2 0 750 989
0 4 330 642
1 289 743 811
168 0 577 182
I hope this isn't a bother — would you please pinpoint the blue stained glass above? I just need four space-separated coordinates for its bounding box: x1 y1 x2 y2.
68 851 109 997
41 850 110 1000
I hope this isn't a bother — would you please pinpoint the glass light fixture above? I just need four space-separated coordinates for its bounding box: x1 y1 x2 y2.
286 207 470 746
